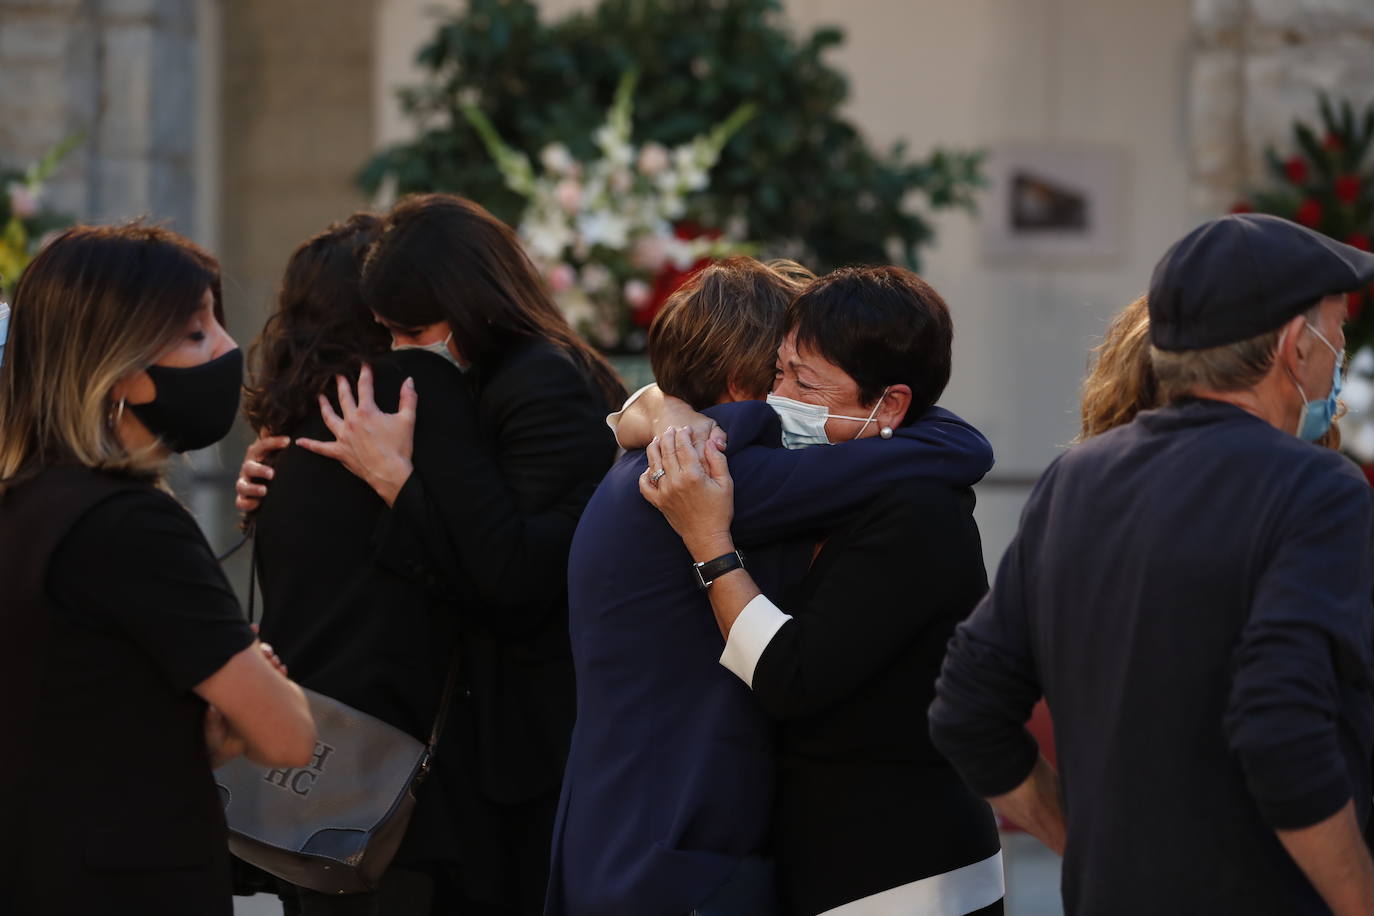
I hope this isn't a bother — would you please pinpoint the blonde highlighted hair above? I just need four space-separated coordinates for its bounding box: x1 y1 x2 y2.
0 223 220 491
1078 296 1156 441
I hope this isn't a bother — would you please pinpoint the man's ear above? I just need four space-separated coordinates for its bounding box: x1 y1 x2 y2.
878 384 913 429
1276 313 1308 375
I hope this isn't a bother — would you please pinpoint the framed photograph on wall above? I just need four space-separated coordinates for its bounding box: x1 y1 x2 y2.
981 145 1125 260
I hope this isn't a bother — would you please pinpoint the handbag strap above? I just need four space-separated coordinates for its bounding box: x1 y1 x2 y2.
425 643 464 755
231 528 460 757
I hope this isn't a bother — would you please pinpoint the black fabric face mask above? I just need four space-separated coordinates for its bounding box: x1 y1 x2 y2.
129 348 244 453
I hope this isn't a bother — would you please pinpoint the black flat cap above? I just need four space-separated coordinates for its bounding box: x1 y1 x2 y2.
1148 213 1374 351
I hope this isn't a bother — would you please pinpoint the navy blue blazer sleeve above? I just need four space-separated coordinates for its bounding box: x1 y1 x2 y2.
704 401 995 547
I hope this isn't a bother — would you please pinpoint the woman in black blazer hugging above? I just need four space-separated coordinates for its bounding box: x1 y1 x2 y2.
642 267 1004 915
0 224 316 916
240 194 623 913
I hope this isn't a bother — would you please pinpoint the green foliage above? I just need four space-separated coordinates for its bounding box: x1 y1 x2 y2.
359 0 984 271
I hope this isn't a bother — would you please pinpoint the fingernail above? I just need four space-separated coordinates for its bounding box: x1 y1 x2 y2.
405 377 415 389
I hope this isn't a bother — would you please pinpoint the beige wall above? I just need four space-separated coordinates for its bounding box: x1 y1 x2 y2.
219 0 377 338
373 0 1195 564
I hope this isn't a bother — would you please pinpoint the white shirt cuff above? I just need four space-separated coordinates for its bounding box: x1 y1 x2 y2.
604 382 657 432
719 594 792 688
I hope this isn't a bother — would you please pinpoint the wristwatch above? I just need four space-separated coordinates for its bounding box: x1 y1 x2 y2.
693 549 746 590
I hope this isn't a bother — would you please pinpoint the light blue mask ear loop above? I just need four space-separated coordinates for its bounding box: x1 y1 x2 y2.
1284 322 1343 443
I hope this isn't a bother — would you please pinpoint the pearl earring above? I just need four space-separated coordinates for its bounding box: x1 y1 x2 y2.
880 426 893 439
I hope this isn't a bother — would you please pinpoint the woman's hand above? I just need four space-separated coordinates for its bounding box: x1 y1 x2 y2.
639 426 736 561
616 386 727 453
234 431 291 515
296 364 418 507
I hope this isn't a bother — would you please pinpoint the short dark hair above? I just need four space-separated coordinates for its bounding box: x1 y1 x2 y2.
788 266 953 422
648 257 813 408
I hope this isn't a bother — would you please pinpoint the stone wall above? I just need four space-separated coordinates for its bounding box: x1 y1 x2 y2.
218 0 376 337
1190 0 1374 215
0 0 199 232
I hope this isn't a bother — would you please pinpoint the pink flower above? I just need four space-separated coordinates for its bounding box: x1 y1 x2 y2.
547 262 577 294
553 179 583 214
624 279 653 309
609 169 633 194
637 143 670 177
630 236 669 271
7 183 37 220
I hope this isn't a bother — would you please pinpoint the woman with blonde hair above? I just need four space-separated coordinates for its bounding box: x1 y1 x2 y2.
0 224 315 916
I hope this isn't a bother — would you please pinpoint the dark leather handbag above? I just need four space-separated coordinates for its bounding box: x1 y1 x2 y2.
214 540 459 894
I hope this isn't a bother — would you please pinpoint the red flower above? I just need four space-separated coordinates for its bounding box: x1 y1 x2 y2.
1336 174 1362 205
1285 156 1309 184
1347 232 1372 251
1295 198 1323 228
1324 132 1344 152
1230 200 1253 214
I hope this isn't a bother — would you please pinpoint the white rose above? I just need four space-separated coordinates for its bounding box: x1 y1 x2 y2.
7 183 37 220
623 278 653 310
630 235 669 271
554 179 584 215
580 263 611 294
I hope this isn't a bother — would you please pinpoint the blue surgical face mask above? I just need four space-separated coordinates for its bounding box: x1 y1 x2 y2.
391 331 467 371
1289 323 1343 443
766 389 888 450
0 299 9 368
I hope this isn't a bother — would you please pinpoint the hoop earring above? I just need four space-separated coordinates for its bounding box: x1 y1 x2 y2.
108 397 126 430
880 426 893 439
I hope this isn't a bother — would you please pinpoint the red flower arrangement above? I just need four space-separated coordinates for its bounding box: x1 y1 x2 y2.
1232 93 1374 355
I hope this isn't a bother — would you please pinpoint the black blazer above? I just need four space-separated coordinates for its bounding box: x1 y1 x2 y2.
756 477 1002 915
257 340 616 900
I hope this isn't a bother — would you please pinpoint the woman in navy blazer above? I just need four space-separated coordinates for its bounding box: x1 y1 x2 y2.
547 260 995 916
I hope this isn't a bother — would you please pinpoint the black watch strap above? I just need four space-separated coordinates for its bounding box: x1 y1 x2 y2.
693 549 745 590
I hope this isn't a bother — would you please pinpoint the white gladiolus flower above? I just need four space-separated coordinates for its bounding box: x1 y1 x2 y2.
577 211 631 249
540 143 576 176
580 263 611 294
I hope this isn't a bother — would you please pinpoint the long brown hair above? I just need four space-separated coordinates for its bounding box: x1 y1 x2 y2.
244 213 388 435
361 194 626 407
0 223 219 490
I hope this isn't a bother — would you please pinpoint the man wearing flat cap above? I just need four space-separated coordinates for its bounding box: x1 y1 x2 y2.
930 214 1374 914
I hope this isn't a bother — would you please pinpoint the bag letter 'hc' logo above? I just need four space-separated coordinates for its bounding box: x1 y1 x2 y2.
264 742 335 797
